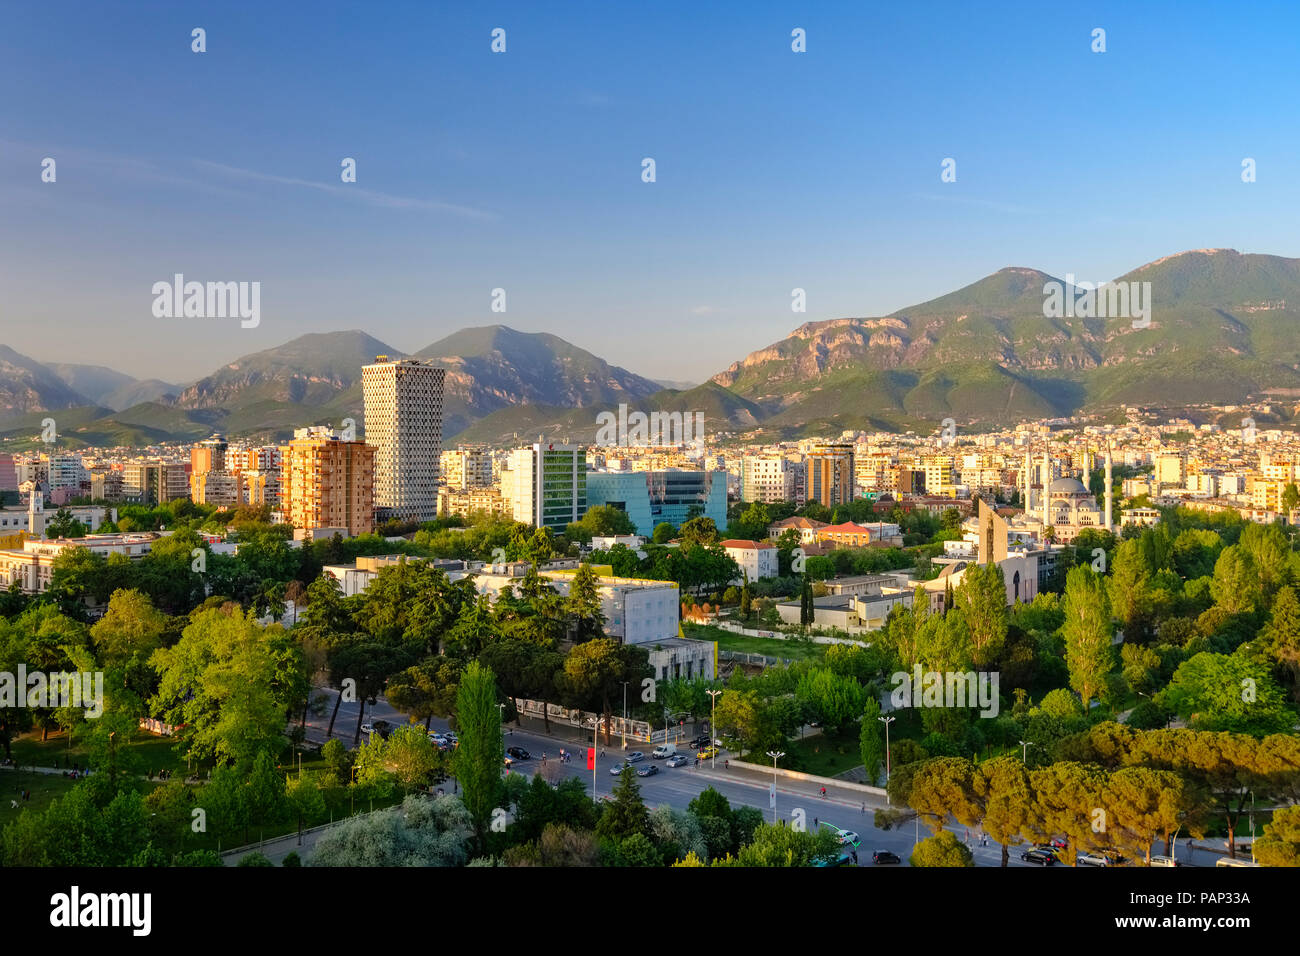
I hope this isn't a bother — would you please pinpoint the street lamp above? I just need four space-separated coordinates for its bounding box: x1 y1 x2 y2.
877 715 896 790
1018 739 1035 764
621 681 629 750
706 689 722 769
766 750 785 824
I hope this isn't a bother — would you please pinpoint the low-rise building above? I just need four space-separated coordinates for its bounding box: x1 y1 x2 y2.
720 539 778 580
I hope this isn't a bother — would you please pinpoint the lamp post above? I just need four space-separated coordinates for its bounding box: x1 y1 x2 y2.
621 681 629 750
707 689 722 769
1018 739 1035 764
878 715 895 791
766 750 784 824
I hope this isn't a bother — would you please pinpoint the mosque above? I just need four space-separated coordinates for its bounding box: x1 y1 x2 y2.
1019 447 1114 543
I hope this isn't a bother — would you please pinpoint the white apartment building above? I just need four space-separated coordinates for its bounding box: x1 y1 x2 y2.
741 456 796 503
439 446 492 490
721 539 779 580
362 357 445 522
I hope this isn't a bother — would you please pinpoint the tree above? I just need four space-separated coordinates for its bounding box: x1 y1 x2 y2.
309 794 474 866
453 661 504 841
1160 652 1294 736
1103 766 1188 865
596 760 649 841
564 563 607 643
1109 539 1155 642
150 607 304 769
678 516 720 549
732 822 841 866
385 724 443 791
46 508 89 539
909 830 974 867
653 522 676 544
799 575 814 628
1255 805 1300 867
859 697 885 785
954 562 1007 669
1210 545 1262 617
1060 566 1114 710
975 756 1036 867
908 757 981 837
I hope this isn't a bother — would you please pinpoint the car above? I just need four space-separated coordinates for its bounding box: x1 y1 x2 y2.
625 752 646 763
1020 849 1057 866
636 764 660 777
872 850 901 865
1148 855 1181 867
696 747 719 761
361 722 374 734
610 763 630 776
837 830 860 847
1076 851 1110 867
690 735 710 749
505 747 530 760
665 754 689 767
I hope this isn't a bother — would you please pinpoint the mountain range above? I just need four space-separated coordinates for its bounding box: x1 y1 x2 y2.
4 249 1300 448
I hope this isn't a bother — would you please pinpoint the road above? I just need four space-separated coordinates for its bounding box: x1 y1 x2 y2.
299 686 1046 867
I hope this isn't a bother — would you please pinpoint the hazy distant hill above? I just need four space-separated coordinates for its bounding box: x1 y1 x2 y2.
44 363 179 411
9 250 1300 445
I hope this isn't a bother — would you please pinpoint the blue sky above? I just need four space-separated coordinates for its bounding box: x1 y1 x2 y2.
1 0 1297 385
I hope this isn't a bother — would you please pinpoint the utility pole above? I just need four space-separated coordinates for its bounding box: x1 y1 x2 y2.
766 750 785 824
707 689 722 769
878 715 895 789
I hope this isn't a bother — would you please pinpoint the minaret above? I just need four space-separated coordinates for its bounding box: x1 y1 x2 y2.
1023 450 1031 509
1104 446 1114 531
1040 451 1051 529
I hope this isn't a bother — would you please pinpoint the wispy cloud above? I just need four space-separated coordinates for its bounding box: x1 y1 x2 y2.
192 160 499 220
912 192 1039 215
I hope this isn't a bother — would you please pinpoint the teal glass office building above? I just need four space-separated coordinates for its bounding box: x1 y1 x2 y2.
585 470 728 537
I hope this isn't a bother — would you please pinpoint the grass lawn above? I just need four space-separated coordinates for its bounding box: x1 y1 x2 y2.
684 623 827 662
781 729 863 777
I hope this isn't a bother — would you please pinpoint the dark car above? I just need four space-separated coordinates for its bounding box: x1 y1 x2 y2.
872 850 901 865
636 764 660 778
372 719 393 740
506 747 530 760
690 734 711 749
1021 848 1057 866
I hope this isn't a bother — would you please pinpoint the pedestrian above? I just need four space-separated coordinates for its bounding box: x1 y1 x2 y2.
820 786 826 798
852 850 859 865
861 802 866 814
724 760 729 770
694 757 699 768
964 828 970 844
813 817 818 828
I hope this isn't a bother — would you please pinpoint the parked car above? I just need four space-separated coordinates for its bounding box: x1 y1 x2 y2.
1149 855 1181 867
506 747 530 760
696 747 719 761
872 850 901 865
666 754 690 767
625 752 646 763
1077 851 1110 867
690 735 711 749
636 764 660 778
361 722 374 734
1021 849 1057 866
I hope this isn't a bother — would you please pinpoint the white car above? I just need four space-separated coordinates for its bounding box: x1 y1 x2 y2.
361 722 374 734
838 831 860 846
1077 851 1110 867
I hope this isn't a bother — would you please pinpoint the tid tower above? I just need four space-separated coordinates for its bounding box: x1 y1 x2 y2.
362 356 445 523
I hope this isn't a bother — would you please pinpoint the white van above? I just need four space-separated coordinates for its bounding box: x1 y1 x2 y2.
652 745 677 759
1149 855 1180 867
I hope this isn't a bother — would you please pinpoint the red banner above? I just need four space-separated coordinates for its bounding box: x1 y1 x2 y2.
587 747 595 770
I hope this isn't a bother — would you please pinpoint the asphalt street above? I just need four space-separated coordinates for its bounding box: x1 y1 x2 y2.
301 686 1062 867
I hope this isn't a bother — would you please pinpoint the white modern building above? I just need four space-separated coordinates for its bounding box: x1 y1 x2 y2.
502 444 586 530
721 539 779 580
741 456 797 503
362 357 445 522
